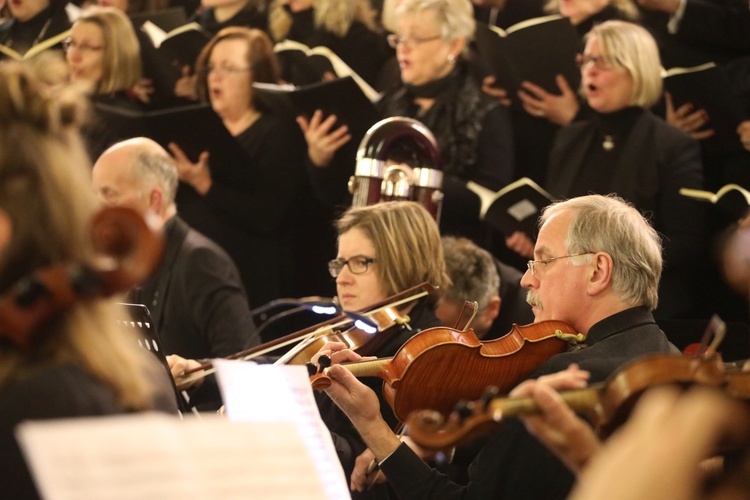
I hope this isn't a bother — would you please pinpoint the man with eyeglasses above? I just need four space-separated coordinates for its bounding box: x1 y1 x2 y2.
319 194 678 499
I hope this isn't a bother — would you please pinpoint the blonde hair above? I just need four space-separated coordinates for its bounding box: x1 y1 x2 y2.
0 61 158 410
586 20 663 108
75 6 142 94
336 201 449 305
544 0 639 20
269 0 377 41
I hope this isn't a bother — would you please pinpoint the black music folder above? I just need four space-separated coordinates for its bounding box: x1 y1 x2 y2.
663 62 747 155
253 76 380 143
680 184 750 219
467 177 554 238
474 15 582 97
94 101 250 172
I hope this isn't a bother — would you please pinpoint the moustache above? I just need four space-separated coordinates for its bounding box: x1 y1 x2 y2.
526 290 542 309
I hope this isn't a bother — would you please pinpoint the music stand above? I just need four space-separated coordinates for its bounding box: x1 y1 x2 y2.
117 303 191 414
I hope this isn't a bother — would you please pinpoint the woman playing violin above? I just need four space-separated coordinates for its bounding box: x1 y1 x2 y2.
0 62 178 497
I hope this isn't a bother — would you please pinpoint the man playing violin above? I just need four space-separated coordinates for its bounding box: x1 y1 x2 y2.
319 194 679 498
93 137 259 410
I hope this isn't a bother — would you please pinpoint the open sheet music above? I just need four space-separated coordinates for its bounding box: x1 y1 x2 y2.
17 363 349 499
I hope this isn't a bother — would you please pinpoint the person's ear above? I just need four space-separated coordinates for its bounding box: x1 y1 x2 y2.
148 188 163 214
483 296 501 323
587 252 613 296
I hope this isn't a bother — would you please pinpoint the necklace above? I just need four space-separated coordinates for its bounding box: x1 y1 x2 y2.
602 134 615 151
6 18 52 51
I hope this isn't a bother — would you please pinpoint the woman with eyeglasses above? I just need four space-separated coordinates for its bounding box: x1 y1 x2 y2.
167 27 315 307
63 7 147 159
546 20 705 319
301 0 514 256
317 200 449 485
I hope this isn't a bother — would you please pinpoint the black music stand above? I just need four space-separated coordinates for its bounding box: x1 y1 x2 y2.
117 303 191 414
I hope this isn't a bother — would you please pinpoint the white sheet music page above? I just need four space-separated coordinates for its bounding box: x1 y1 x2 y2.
17 413 335 499
16 361 349 499
213 359 349 500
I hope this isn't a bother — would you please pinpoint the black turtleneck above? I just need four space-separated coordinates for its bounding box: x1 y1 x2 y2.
2 4 56 55
569 106 645 198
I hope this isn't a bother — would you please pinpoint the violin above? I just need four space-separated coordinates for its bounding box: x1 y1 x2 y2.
406 352 750 450
0 206 163 348
310 320 584 423
176 282 439 386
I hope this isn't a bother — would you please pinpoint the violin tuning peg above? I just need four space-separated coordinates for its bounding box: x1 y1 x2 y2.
305 362 317 377
14 275 50 307
317 354 332 372
454 400 474 422
480 386 500 410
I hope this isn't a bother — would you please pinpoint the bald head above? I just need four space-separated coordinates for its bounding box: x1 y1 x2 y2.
93 138 178 224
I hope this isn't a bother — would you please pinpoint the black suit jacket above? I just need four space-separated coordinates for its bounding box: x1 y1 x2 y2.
547 110 706 318
134 216 259 360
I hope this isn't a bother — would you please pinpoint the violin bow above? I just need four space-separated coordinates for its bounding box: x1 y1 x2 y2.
176 283 437 387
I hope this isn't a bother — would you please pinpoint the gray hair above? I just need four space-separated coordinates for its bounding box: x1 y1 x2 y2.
441 236 500 312
395 0 475 42
131 150 178 205
541 194 662 310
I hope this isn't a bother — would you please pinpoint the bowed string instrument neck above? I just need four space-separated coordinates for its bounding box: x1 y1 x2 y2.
175 282 439 387
0 207 164 348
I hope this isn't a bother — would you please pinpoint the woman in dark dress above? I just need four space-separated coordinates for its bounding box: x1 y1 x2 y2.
168 27 309 307
300 0 514 252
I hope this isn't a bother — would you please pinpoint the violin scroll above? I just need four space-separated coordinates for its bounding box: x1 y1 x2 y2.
0 206 163 348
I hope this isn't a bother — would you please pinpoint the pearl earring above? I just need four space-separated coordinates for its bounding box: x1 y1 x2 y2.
447 53 455 63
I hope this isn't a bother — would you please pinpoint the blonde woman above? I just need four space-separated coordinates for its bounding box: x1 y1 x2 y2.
268 0 389 85
0 61 177 498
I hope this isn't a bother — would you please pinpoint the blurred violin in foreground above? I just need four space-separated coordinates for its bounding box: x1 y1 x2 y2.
407 347 750 451
0 207 163 348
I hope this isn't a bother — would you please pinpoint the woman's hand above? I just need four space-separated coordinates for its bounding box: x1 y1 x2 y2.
174 65 198 101
482 75 512 106
665 92 715 140
506 231 535 259
130 78 154 104
297 109 351 167
518 75 579 126
168 142 212 195
737 120 750 152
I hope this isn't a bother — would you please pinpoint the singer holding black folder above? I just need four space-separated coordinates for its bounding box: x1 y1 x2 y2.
167 27 311 307
299 0 514 253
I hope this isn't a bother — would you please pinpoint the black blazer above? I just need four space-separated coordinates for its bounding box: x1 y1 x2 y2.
135 216 259 361
547 110 706 318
